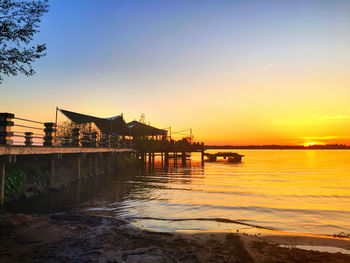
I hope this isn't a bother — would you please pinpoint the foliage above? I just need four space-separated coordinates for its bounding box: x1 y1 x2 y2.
57 121 99 138
115 154 141 169
4 167 27 196
81 162 93 177
23 163 43 181
0 0 49 83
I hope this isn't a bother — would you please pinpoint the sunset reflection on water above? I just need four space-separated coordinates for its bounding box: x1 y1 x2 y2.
7 150 350 236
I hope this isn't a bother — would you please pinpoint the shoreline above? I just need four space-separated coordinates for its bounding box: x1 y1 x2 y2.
1 212 350 263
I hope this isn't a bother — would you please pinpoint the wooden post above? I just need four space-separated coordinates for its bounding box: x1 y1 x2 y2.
201 150 204 166
0 158 5 205
94 154 98 175
152 153 155 166
76 154 81 180
161 152 164 167
165 152 169 166
0 113 14 146
182 151 186 166
104 153 109 174
50 156 56 187
148 152 152 166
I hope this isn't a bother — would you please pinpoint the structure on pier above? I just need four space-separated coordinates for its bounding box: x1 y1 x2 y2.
0 110 205 204
59 109 127 135
127 120 167 140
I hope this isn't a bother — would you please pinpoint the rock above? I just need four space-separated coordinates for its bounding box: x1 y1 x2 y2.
24 191 35 198
125 254 164 263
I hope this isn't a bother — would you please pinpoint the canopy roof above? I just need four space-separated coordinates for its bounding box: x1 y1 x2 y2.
59 109 126 134
127 120 167 137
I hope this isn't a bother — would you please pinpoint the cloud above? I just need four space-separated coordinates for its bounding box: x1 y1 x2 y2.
263 64 273 71
313 114 350 121
299 136 341 140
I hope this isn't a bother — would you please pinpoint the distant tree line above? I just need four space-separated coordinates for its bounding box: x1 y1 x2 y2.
205 144 350 150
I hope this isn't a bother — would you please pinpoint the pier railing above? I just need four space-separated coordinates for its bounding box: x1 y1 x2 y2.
0 112 204 154
0 113 135 149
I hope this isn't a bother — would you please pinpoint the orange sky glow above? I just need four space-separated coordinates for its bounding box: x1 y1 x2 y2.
2 1 350 146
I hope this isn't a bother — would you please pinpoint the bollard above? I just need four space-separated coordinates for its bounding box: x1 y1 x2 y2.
91 132 98 147
72 128 81 147
0 113 14 146
44 122 56 146
25 132 33 146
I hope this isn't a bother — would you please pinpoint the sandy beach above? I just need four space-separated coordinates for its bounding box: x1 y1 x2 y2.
1 213 350 263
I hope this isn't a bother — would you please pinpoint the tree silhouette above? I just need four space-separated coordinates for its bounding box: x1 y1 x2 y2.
0 0 49 83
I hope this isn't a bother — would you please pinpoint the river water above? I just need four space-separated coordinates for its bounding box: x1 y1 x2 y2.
6 150 350 236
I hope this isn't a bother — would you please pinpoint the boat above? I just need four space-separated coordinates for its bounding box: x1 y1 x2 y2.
204 152 244 162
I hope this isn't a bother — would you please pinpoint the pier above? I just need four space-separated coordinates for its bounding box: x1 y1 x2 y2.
0 110 205 203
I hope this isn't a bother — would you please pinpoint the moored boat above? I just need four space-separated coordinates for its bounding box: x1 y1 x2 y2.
204 152 244 162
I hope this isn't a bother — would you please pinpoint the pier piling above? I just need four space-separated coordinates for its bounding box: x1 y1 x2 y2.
76 154 81 180
50 156 56 187
182 152 186 166
0 158 5 206
201 150 204 166
165 152 169 166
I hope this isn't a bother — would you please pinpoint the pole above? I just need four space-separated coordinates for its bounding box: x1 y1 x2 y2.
54 107 58 144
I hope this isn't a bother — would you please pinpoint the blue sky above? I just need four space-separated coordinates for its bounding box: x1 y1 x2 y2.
2 0 350 144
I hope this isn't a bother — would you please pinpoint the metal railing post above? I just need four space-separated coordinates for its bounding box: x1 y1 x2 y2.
110 135 116 148
117 137 120 149
72 128 81 147
91 132 98 147
25 132 33 146
107 134 111 148
44 122 56 146
0 113 14 146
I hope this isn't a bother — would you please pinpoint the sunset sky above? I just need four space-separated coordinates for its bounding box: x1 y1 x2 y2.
2 0 350 145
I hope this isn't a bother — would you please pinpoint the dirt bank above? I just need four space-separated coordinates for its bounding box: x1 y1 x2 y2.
1 213 350 263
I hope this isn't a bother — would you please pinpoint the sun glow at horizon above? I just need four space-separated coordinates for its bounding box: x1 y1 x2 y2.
302 142 326 147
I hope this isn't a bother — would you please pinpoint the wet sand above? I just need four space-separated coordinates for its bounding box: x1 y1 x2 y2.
1 213 350 263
